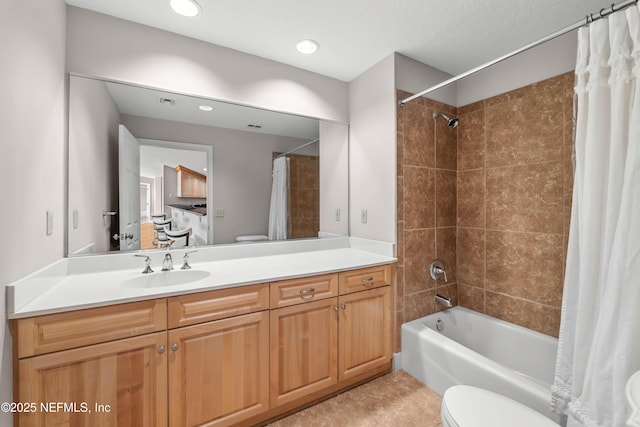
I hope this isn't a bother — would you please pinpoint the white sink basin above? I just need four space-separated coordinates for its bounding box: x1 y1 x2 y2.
122 270 210 288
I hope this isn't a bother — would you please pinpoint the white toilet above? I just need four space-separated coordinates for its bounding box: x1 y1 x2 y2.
441 385 559 427
234 234 269 243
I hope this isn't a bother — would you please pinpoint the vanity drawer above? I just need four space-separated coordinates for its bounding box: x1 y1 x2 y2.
338 265 393 295
168 283 269 328
270 274 338 308
14 299 167 358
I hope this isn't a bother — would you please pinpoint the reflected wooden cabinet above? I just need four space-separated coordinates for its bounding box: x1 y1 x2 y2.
12 265 394 426
176 165 206 198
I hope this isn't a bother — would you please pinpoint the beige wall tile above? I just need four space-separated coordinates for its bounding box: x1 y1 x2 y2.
457 169 485 228
404 229 436 294
436 227 456 283
485 291 560 337
457 107 485 171
403 98 435 168
486 162 563 234
436 169 457 227
456 227 485 287
458 284 485 313
404 166 435 229
436 119 457 170
485 231 564 307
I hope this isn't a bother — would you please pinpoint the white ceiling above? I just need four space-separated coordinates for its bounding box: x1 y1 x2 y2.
105 81 319 140
66 0 617 82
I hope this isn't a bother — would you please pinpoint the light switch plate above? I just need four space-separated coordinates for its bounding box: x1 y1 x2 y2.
73 209 79 229
46 210 54 235
214 208 224 217
335 208 341 221
361 209 367 224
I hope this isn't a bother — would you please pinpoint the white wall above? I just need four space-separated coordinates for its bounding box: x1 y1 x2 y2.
319 121 349 236
394 53 456 106
68 77 121 254
0 0 67 422
456 31 577 106
348 54 397 243
66 6 349 124
122 115 318 244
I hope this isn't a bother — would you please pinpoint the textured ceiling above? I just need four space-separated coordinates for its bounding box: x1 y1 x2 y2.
66 0 617 81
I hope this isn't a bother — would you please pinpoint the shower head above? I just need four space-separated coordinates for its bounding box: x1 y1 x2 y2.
432 112 459 129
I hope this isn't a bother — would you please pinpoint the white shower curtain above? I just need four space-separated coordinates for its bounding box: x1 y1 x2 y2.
552 6 640 427
268 156 290 240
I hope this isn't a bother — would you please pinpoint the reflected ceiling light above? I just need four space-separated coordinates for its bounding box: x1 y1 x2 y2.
170 0 200 17
198 105 213 111
296 39 319 54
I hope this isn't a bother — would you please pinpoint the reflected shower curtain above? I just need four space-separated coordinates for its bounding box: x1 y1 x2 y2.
552 7 640 427
268 156 290 240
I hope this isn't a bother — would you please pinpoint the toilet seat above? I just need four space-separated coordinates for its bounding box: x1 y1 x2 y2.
441 385 558 427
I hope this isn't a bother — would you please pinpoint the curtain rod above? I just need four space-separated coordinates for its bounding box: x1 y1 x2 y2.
399 0 639 106
276 138 320 158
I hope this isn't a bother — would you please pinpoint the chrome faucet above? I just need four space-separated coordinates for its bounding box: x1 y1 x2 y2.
162 253 173 271
181 250 197 270
134 254 154 274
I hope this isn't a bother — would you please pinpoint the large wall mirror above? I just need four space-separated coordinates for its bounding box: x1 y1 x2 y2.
67 75 349 255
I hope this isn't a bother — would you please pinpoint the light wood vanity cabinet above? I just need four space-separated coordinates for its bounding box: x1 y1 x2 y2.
269 265 393 412
12 264 394 427
13 300 168 427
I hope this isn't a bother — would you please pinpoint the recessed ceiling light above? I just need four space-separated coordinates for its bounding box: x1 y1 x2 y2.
170 0 200 17
296 39 319 54
199 105 213 111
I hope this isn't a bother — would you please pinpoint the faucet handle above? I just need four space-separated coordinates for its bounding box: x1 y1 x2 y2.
429 259 448 282
134 254 154 274
181 250 197 270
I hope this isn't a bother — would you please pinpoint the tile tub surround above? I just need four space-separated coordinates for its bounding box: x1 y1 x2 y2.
396 92 458 353
396 71 574 345
456 72 573 338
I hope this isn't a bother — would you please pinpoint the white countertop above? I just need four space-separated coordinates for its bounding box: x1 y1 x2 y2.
7 238 396 319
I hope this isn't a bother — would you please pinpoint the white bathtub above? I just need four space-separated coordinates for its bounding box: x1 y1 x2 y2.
401 306 562 424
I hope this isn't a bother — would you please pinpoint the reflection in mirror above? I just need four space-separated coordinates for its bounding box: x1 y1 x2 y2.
67 75 348 255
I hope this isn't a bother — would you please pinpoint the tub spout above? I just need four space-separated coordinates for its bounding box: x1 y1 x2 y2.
435 294 452 308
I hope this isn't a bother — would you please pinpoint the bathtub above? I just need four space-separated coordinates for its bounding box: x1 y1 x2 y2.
401 306 562 424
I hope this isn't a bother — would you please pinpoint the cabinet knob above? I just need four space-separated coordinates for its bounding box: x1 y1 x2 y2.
333 306 339 312
340 304 347 310
157 345 166 354
171 343 179 352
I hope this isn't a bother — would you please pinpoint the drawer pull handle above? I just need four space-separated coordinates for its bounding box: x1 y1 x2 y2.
299 288 315 295
361 277 375 284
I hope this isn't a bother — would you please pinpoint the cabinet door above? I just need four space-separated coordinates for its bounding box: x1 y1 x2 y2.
17 332 167 427
168 311 269 427
338 286 392 382
270 297 338 407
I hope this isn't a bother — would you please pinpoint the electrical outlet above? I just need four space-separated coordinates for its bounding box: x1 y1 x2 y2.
361 209 367 224
335 208 341 221
214 208 224 217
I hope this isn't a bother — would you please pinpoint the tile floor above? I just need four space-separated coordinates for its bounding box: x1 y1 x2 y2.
267 371 443 427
